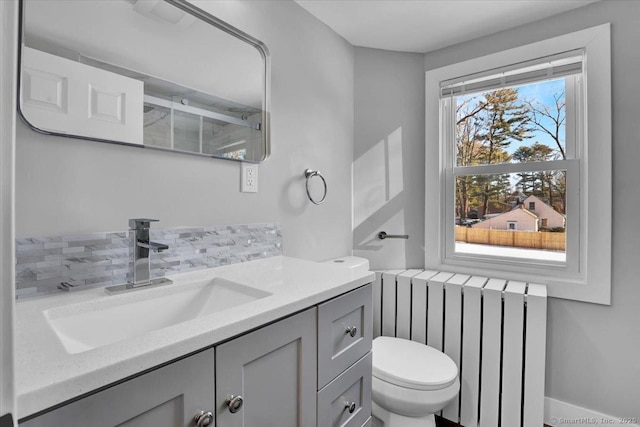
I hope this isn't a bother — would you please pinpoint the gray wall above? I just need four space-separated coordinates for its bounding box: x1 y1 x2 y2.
15 1 355 262
353 48 425 269
422 1 640 417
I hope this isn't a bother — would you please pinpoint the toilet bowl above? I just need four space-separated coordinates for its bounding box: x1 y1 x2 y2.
371 336 459 427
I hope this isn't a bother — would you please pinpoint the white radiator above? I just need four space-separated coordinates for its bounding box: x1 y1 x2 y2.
373 270 547 427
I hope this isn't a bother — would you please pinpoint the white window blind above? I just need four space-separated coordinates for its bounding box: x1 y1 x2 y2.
440 49 583 98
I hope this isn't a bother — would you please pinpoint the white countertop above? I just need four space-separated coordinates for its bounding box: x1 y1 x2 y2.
15 256 374 418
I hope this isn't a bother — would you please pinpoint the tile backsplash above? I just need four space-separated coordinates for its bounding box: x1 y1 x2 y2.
16 223 282 298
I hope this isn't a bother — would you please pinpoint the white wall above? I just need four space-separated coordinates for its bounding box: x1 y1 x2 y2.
422 1 640 417
353 47 425 269
15 0 355 262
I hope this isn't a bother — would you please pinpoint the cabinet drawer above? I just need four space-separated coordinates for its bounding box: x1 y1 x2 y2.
317 352 372 427
318 283 372 388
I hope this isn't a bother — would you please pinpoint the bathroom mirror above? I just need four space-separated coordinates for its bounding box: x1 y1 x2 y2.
18 0 270 162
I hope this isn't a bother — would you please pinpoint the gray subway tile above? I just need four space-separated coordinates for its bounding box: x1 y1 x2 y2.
67 239 114 248
16 255 45 265
44 242 68 250
62 233 107 242
62 246 87 255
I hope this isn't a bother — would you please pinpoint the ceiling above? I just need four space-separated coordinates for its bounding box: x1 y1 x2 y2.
295 0 599 53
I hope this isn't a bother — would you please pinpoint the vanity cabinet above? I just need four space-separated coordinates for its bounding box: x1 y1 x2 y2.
21 348 215 427
20 284 373 427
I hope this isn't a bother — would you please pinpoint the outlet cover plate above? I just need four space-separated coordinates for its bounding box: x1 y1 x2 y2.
241 162 258 193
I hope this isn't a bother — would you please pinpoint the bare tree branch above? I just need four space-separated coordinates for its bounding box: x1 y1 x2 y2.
525 91 566 159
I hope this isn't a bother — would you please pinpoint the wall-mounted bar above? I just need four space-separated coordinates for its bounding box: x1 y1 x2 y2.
377 231 409 240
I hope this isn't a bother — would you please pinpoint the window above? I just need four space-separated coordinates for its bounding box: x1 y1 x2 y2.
425 24 611 304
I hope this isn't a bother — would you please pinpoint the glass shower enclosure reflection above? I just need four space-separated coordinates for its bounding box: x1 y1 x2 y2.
143 96 261 159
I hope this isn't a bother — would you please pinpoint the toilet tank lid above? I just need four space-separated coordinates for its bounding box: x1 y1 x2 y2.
323 256 370 272
372 336 458 391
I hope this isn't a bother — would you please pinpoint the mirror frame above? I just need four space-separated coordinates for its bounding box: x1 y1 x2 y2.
17 0 271 163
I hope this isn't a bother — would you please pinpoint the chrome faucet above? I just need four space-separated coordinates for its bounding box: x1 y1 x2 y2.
130 218 168 284
105 218 172 295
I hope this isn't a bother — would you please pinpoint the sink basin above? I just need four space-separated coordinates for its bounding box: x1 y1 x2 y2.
44 277 271 354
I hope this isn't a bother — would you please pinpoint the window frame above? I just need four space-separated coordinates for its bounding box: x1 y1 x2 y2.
425 24 611 304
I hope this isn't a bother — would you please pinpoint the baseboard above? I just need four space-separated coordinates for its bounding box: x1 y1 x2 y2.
545 397 639 427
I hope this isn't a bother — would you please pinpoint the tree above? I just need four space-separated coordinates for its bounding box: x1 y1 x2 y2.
475 89 531 216
524 89 568 212
525 91 566 159
455 88 532 219
455 96 486 220
454 81 570 226
477 89 530 163
513 142 553 198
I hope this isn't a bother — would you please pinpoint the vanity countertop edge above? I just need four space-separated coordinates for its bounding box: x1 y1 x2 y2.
15 255 375 419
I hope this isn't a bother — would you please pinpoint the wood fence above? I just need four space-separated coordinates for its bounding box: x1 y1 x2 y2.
455 226 566 251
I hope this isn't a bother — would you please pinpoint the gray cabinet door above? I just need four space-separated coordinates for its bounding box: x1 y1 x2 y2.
216 308 317 427
21 348 215 427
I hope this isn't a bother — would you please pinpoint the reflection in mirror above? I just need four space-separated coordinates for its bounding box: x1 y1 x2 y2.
19 0 269 162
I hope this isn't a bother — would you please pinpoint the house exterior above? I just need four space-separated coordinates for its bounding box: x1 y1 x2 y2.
472 205 540 231
522 195 566 229
472 194 565 231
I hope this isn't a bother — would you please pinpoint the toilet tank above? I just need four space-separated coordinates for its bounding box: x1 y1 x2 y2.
324 256 370 273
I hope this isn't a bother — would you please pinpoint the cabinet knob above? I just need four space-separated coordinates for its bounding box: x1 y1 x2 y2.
194 410 213 427
345 326 358 337
344 401 357 413
226 395 244 413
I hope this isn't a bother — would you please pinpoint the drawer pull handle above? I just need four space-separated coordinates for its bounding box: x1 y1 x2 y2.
194 410 214 427
345 401 357 413
226 395 244 413
345 326 358 337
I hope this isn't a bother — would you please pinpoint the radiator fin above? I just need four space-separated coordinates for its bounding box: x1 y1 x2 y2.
523 284 547 427
442 274 467 421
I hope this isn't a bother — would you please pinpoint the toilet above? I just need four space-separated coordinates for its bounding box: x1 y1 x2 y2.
371 336 459 427
325 257 460 427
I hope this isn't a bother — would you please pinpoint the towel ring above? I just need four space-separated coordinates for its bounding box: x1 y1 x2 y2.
304 169 327 205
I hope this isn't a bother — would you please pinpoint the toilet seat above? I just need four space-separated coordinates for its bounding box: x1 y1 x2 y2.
372 337 457 391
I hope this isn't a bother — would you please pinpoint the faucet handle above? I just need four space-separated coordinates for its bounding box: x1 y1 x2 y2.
129 218 159 229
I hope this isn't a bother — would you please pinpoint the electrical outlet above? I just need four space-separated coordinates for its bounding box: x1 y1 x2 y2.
241 162 258 193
